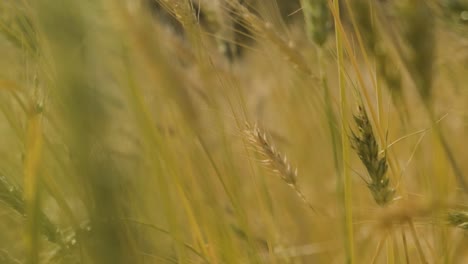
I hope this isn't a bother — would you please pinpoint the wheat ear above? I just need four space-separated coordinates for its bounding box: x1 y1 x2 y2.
447 210 468 230
350 106 395 206
243 123 317 213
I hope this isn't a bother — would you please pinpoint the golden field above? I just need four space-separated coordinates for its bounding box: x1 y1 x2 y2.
0 0 467 263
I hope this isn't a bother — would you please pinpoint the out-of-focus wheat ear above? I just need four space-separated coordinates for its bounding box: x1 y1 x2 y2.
0 175 66 246
226 0 313 75
0 2 38 56
399 0 435 103
447 210 468 230
399 1 468 193
300 0 331 46
348 0 406 119
243 122 318 213
0 175 25 216
350 105 395 207
374 44 407 120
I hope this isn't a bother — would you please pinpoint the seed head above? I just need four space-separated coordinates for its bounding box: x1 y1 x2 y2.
448 210 468 230
350 106 395 206
244 123 297 185
301 0 332 46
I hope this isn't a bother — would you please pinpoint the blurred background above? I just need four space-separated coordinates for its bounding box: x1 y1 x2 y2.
0 0 468 263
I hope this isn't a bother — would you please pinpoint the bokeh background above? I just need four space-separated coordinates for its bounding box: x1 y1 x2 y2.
0 0 468 263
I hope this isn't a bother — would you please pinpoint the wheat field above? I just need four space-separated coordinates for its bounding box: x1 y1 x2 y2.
0 0 467 263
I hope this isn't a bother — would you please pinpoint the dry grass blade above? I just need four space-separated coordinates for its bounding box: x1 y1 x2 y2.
243 122 317 214
350 105 394 207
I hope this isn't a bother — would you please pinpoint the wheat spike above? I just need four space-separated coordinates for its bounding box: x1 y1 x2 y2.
244 122 317 213
350 106 395 206
448 210 468 230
